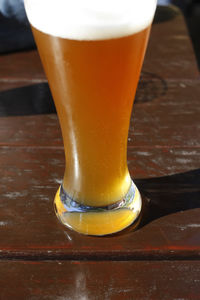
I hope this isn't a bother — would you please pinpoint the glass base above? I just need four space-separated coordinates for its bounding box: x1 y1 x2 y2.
54 181 142 236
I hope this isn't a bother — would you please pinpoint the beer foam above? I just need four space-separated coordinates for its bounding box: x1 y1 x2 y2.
24 0 157 40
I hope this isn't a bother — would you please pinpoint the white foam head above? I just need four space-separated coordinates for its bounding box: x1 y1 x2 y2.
24 0 157 40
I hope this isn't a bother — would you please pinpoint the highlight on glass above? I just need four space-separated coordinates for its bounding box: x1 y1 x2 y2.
24 0 157 235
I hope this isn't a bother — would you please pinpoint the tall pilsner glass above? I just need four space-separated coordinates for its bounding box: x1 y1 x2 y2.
25 0 157 235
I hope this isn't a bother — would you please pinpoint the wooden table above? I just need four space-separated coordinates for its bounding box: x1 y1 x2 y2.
0 6 200 299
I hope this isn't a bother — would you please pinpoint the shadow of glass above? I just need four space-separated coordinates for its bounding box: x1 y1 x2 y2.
135 168 200 228
0 71 168 116
135 72 168 104
0 83 56 117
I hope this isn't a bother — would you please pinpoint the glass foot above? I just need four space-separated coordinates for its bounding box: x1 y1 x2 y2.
54 181 142 236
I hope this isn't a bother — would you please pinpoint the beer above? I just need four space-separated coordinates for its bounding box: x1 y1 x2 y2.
31 25 151 206
25 0 157 235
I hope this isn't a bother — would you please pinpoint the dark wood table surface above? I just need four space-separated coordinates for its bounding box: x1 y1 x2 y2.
0 6 200 300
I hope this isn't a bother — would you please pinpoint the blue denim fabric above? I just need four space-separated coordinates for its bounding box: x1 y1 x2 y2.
0 0 27 21
158 0 171 4
0 0 35 53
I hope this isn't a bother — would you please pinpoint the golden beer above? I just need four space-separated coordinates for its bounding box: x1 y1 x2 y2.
25 0 157 235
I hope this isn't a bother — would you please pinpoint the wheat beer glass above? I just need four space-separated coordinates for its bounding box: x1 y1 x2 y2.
25 0 157 235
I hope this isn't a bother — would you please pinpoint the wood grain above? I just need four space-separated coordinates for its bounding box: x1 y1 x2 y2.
0 260 200 300
0 80 200 148
0 5 200 299
0 50 45 87
144 8 199 80
0 147 199 259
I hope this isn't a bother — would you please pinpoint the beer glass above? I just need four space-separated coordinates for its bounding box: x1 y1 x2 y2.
24 0 157 235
